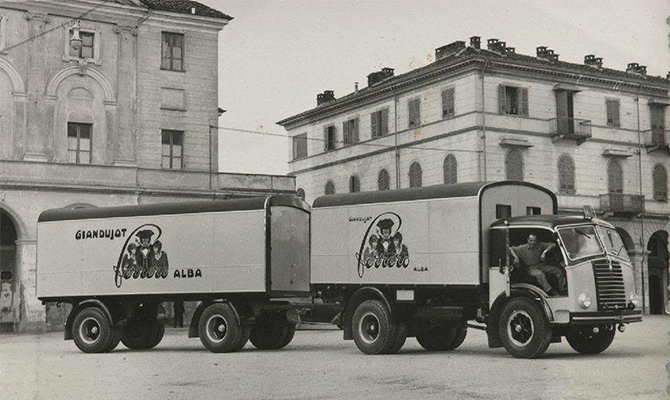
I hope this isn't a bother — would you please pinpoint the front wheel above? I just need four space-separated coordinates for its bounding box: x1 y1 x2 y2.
72 307 115 354
352 300 398 355
498 297 552 359
566 326 615 354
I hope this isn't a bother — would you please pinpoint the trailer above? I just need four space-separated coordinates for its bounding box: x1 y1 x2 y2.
37 181 642 358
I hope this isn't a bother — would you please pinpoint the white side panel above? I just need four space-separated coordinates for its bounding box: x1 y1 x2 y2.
311 197 480 285
37 210 266 298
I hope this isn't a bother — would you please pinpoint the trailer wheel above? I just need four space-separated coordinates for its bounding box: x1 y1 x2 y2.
386 322 408 354
72 307 115 354
416 324 466 351
122 321 162 350
198 303 243 353
498 297 552 359
352 300 398 355
250 311 296 350
566 326 615 354
104 327 123 353
232 326 251 351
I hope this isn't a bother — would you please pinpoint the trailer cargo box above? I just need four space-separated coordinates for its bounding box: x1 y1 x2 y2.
37 195 310 300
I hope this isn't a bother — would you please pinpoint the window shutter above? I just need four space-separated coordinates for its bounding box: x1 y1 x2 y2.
558 155 575 193
443 154 457 184
409 162 422 188
378 169 390 191
505 150 524 181
606 100 614 125
353 118 359 143
161 34 170 69
371 112 379 138
498 85 506 114
342 122 350 146
381 108 389 135
612 100 620 126
323 126 329 151
520 88 529 116
441 90 448 116
653 165 668 201
409 99 420 127
607 160 623 193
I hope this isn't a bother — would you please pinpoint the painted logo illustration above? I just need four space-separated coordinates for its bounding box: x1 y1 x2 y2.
355 213 410 278
113 224 168 288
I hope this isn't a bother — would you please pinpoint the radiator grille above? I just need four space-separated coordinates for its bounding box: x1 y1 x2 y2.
592 260 627 311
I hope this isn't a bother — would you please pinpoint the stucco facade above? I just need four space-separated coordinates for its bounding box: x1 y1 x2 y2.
279 38 670 315
0 0 294 332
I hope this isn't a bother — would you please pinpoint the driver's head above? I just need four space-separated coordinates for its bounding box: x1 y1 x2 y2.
527 234 538 248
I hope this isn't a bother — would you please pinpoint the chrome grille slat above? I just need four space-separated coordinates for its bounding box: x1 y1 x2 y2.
592 260 626 310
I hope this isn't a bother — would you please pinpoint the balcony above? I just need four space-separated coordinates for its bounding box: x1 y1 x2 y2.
599 193 645 216
549 117 592 145
644 128 670 155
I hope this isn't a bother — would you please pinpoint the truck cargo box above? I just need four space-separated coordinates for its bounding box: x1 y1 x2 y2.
37 196 310 300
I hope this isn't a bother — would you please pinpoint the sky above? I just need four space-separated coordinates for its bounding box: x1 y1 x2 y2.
199 0 670 176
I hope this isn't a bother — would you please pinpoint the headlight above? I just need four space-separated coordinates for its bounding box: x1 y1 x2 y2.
578 293 592 309
630 293 640 307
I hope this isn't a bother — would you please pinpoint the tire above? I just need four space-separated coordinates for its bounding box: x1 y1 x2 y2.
386 322 408 354
250 311 295 350
104 327 123 353
566 326 615 354
498 297 552 359
198 303 243 353
416 324 464 351
122 320 159 350
72 307 115 354
232 326 251 351
145 324 165 350
351 300 398 355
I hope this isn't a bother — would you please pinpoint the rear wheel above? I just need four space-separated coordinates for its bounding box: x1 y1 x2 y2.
198 303 243 353
416 324 466 351
352 300 398 355
498 297 552 359
250 311 296 350
72 307 115 354
386 322 408 354
122 320 162 350
566 326 615 354
104 327 123 352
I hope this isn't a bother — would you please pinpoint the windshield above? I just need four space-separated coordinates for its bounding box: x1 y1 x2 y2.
557 226 604 261
597 226 631 261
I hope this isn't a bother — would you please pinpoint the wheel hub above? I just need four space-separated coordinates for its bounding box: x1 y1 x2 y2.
359 312 380 344
507 310 534 347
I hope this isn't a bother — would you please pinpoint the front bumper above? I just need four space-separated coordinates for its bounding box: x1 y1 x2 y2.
570 310 642 324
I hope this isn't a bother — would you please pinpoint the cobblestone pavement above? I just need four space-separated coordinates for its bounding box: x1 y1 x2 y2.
1 316 668 400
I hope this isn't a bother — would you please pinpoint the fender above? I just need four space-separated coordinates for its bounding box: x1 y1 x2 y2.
342 287 393 341
188 300 242 338
64 299 114 341
486 285 554 348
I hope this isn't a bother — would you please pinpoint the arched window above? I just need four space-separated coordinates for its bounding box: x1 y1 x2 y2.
349 175 360 193
607 159 623 194
505 149 524 181
653 164 668 201
558 154 575 194
325 180 335 195
378 169 390 191
296 188 305 200
443 154 457 184
409 162 422 188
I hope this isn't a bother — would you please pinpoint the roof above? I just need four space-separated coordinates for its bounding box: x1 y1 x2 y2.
490 215 615 230
38 195 307 222
277 43 670 126
138 0 232 20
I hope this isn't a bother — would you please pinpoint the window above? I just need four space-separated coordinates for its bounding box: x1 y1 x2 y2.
67 122 91 164
296 188 306 200
408 98 421 128
650 105 667 145
63 27 100 65
325 180 335 195
441 88 455 118
556 90 575 133
527 207 541 216
161 130 183 169
378 169 390 191
162 32 184 71
558 154 575 194
349 175 360 193
292 133 307 160
343 118 359 146
496 204 512 219
323 126 336 152
653 164 668 201
69 32 94 59
607 159 623 194
606 99 620 127
505 149 524 181
371 108 389 138
409 162 422 188
443 154 457 184
499 85 528 116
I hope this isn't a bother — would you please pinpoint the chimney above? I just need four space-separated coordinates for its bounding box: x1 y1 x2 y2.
486 38 508 54
354 82 359 93
506 47 516 54
367 68 395 87
667 71 670 80
626 63 647 76
470 36 481 50
626 63 639 73
536 46 548 58
537 47 558 62
435 41 466 60
584 54 603 68
316 90 335 106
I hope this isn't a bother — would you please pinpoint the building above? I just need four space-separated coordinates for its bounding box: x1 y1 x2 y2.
278 37 670 315
0 0 294 332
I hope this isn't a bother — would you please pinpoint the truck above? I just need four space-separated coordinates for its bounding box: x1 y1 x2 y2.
37 181 642 358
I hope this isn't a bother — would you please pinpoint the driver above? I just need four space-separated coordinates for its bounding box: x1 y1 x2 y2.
510 233 567 296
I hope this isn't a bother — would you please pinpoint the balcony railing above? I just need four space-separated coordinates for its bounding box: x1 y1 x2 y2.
644 128 669 154
599 193 645 216
549 117 592 144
